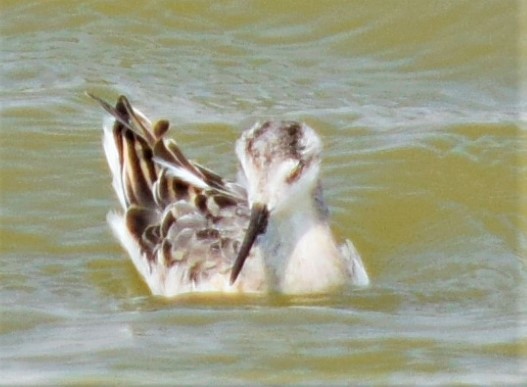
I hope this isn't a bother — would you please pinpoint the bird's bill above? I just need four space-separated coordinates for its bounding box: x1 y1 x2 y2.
230 202 269 285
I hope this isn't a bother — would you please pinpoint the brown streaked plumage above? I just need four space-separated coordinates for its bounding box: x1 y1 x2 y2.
90 94 369 296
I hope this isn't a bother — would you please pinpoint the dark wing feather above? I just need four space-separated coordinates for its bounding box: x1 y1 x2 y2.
92 94 249 283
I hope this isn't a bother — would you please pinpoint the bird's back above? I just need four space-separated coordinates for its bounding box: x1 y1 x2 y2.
93 95 266 296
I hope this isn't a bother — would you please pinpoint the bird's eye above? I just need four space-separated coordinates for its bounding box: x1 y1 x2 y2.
286 161 304 184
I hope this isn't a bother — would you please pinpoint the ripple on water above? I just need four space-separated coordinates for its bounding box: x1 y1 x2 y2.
0 0 524 384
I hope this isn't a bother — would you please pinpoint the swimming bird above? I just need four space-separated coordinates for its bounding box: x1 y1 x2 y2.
90 94 369 296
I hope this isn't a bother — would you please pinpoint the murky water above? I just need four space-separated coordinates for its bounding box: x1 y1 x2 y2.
1 1 525 384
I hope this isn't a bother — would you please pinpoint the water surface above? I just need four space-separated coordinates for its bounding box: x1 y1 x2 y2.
1 1 525 384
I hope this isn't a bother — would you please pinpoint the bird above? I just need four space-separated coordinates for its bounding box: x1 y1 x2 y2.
89 94 369 297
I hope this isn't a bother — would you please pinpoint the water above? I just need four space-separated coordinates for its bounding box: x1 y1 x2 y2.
1 1 525 384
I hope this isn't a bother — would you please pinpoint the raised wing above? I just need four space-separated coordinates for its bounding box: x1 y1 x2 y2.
90 94 251 294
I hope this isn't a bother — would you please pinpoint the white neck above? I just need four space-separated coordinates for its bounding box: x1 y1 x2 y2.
260 196 348 294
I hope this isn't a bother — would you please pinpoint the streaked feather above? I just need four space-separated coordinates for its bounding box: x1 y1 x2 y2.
91 94 258 295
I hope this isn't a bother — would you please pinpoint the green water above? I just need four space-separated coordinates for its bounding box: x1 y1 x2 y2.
1 1 525 384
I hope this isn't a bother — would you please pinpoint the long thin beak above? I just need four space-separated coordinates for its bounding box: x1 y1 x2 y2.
230 202 269 285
